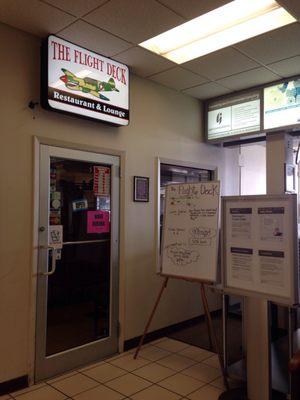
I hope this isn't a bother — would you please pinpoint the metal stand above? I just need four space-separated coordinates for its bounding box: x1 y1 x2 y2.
200 283 229 390
133 276 229 390
133 276 169 359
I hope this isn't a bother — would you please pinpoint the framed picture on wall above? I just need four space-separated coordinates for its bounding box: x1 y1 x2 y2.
134 176 149 202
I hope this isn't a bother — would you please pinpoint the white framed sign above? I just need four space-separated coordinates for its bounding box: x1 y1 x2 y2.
207 92 261 143
222 194 299 305
41 35 129 126
161 181 220 282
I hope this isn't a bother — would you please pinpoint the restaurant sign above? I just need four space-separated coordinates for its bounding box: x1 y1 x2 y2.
41 35 129 126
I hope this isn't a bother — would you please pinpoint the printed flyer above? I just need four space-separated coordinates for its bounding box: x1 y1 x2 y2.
224 195 296 303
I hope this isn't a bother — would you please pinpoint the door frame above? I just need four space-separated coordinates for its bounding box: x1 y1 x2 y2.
29 136 126 384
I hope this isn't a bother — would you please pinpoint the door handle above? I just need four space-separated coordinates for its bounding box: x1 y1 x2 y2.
39 245 58 276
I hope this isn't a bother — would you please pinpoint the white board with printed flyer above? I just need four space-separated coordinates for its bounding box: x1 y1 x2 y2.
161 181 220 282
222 194 299 305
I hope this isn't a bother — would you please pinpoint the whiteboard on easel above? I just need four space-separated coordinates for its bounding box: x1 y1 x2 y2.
161 181 220 282
222 194 299 305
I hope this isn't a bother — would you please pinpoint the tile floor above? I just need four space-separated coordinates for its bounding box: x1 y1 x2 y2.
4 338 228 400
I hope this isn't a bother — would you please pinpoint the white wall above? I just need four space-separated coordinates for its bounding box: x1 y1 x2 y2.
0 22 239 383
240 143 266 195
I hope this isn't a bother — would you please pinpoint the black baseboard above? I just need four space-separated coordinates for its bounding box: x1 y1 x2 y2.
124 309 222 351
0 375 28 396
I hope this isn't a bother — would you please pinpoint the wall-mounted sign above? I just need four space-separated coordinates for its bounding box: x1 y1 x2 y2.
93 166 110 196
222 195 298 305
41 35 129 126
207 92 261 142
87 211 110 234
264 79 300 130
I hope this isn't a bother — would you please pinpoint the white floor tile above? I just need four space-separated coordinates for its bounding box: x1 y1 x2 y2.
133 363 176 383
157 354 197 372
154 339 190 353
131 385 181 400
73 384 124 400
187 384 223 400
181 363 221 383
148 338 168 346
49 373 98 397
78 360 105 372
82 363 127 383
47 371 78 384
108 350 136 361
105 373 151 396
202 355 220 369
137 345 171 361
158 372 206 396
12 385 67 400
178 346 215 362
109 354 150 372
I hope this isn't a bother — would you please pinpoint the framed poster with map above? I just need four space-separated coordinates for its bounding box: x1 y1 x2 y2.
264 78 300 131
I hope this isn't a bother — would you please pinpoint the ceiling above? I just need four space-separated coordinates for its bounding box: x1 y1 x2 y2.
0 0 300 100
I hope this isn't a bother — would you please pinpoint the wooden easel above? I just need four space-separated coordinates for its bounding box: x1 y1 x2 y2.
133 274 229 391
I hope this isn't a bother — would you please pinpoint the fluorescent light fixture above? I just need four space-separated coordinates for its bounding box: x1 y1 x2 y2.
139 0 296 64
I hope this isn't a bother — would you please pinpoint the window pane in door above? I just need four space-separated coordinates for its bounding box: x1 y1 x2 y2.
46 158 111 355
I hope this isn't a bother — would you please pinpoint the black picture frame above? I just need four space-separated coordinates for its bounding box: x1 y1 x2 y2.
134 176 149 202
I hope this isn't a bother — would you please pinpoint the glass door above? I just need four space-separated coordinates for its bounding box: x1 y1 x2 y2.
35 145 120 381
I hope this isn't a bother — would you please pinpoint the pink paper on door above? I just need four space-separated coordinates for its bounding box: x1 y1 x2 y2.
87 211 110 234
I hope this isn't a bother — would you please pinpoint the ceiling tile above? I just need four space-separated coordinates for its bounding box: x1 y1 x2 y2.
182 82 231 100
83 0 184 43
113 47 175 77
277 0 300 20
42 0 107 17
217 67 280 91
0 0 75 37
235 22 300 65
157 0 231 19
59 20 132 57
183 47 260 80
149 67 208 91
267 56 300 78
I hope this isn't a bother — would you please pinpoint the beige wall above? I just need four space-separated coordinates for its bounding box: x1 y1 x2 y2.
0 22 239 383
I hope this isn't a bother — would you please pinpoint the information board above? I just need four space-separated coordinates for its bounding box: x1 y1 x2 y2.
207 92 261 142
41 35 129 126
161 181 220 282
264 78 300 130
222 195 298 305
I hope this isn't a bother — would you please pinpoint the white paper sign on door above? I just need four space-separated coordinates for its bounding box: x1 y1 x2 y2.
93 166 110 196
49 225 63 249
